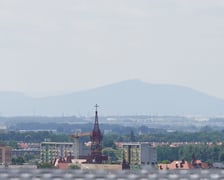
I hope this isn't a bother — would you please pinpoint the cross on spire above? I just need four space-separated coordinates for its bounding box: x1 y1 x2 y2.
94 104 99 128
95 104 99 112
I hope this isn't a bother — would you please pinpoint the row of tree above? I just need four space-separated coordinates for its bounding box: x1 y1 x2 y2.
103 130 224 144
2 130 224 144
0 131 69 144
2 130 224 164
157 144 224 163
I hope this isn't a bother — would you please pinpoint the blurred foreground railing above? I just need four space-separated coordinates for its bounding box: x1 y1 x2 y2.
0 168 224 179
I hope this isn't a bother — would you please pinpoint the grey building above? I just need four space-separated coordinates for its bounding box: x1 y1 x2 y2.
122 142 157 167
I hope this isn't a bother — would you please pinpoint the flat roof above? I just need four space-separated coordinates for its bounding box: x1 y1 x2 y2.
121 142 152 145
41 142 73 145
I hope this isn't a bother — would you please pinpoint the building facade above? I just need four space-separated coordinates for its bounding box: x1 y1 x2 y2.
0 145 12 165
40 141 91 164
122 142 157 167
40 142 74 163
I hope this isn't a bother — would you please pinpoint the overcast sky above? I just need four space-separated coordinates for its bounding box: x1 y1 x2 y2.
1 0 224 98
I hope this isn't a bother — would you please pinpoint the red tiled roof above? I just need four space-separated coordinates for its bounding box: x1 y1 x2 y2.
158 161 192 170
158 160 209 170
58 163 69 169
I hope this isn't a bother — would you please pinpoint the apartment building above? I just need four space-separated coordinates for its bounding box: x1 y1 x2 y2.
122 142 157 167
40 142 74 163
40 141 90 163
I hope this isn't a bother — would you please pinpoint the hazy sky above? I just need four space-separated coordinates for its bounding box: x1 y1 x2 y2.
1 0 224 98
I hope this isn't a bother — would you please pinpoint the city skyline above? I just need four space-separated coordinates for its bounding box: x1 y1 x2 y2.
1 1 224 98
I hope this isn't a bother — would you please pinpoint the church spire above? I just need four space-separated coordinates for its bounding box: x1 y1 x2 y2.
93 104 99 130
90 104 103 163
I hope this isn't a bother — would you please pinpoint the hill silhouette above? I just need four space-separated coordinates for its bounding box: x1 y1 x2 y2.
0 80 224 116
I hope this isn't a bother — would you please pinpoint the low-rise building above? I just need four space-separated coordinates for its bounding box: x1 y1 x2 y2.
158 160 209 170
12 149 40 159
158 160 192 170
0 125 7 133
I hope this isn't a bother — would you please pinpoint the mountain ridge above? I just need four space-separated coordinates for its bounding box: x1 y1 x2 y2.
0 79 224 116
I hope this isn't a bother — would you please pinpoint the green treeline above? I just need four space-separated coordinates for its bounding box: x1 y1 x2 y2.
157 144 224 163
137 131 224 142
1 130 224 144
102 131 224 163
2 130 224 163
0 131 69 146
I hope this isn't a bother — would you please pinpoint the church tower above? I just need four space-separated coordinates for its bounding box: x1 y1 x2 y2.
90 104 103 163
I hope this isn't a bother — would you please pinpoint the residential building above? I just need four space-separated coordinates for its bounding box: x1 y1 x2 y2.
0 144 12 165
40 141 90 164
158 160 192 170
0 125 7 133
40 142 74 163
122 142 157 168
158 160 209 170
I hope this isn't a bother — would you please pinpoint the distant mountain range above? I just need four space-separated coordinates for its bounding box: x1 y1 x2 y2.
0 79 224 116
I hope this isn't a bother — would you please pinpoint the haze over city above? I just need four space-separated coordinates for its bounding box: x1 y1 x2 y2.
1 0 224 99
2 1 224 177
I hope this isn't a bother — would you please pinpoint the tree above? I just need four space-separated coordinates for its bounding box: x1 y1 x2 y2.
130 130 136 142
103 135 116 148
24 153 35 162
37 163 55 169
12 157 25 165
103 147 121 163
219 152 224 162
69 164 81 169
6 141 18 149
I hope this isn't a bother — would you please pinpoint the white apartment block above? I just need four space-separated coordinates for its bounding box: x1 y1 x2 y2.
40 142 74 163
